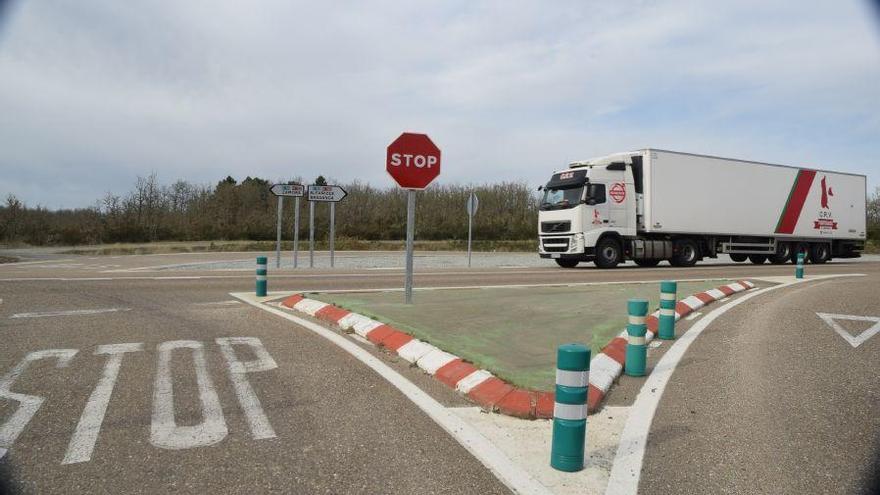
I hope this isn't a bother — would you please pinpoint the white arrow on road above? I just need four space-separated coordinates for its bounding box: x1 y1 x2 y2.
816 312 880 348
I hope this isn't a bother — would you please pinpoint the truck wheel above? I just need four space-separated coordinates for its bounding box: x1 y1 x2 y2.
594 238 622 268
769 242 791 264
748 254 767 264
792 242 811 263
555 259 579 268
634 259 661 267
670 240 699 267
810 243 831 264
729 253 748 262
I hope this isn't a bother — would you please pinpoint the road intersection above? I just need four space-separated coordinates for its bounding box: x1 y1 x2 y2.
0 250 877 493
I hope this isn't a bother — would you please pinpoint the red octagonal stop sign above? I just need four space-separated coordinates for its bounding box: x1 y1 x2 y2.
386 132 441 190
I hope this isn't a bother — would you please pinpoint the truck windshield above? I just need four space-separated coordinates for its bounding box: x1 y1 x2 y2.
540 186 584 210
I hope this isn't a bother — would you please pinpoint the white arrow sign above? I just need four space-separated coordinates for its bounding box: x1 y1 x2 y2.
816 312 880 348
270 184 305 197
307 185 347 202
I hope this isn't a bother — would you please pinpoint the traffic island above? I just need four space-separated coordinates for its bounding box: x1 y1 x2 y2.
276 279 759 418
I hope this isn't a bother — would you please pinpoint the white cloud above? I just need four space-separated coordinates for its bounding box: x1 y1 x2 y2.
0 0 878 208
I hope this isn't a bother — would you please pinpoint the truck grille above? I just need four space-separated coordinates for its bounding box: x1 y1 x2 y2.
541 221 571 233
542 238 570 252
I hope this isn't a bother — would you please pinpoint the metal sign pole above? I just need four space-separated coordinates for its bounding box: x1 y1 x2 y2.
309 200 315 268
405 189 415 304
467 201 473 268
329 202 336 268
293 196 300 268
275 196 283 268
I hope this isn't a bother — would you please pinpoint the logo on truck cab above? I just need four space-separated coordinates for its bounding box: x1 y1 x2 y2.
609 183 626 203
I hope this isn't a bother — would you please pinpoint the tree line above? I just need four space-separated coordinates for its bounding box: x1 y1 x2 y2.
0 174 541 246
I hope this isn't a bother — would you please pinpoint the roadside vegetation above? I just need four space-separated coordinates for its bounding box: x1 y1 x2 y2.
0 174 538 249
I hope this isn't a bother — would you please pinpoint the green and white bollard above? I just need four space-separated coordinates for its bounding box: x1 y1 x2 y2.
658 280 677 340
550 343 590 472
795 252 805 279
256 256 267 297
625 299 649 377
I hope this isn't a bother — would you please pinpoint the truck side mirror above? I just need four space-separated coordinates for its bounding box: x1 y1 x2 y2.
537 185 544 191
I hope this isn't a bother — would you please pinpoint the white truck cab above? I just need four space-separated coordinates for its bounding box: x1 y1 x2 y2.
538 152 639 267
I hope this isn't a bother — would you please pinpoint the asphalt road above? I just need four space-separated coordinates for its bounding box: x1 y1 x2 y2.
1 250 878 493
640 272 880 494
0 278 509 494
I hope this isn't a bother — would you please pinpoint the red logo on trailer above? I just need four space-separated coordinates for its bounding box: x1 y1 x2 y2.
386 133 441 190
609 183 626 203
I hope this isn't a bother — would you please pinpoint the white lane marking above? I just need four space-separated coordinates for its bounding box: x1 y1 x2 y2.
62 343 143 464
0 349 78 460
685 312 702 321
816 313 880 348
193 300 242 306
150 340 227 450
231 292 550 495
10 308 131 319
605 274 864 495
216 337 278 440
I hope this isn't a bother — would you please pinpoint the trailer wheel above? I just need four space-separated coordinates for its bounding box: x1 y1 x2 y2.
792 242 811 263
729 253 748 262
634 259 661 267
555 259 579 268
810 243 831 264
769 242 791 264
748 254 767 264
595 237 622 269
670 239 699 267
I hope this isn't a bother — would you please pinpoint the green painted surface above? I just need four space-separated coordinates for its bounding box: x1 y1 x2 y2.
310 280 734 391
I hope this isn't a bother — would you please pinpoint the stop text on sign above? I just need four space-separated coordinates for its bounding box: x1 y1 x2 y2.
389 153 438 169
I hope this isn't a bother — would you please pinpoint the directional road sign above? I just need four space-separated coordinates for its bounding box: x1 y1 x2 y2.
386 132 441 190
270 184 305 197
307 185 347 202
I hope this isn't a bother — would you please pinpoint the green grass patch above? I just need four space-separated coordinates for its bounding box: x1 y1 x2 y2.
309 280 740 391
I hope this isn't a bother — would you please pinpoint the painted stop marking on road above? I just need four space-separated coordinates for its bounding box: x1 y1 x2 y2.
610 183 626 203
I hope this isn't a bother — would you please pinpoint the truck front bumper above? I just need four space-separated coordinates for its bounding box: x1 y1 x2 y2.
538 233 589 259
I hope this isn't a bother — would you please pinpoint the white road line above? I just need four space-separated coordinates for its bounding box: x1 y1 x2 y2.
63 343 143 464
605 274 865 495
231 292 551 495
193 300 242 306
684 312 702 321
9 308 131 319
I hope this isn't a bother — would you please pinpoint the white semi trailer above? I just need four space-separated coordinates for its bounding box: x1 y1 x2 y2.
538 149 867 268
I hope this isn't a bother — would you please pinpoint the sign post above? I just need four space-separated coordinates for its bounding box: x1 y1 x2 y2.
386 132 442 304
293 196 300 268
275 196 283 268
309 200 315 268
269 183 305 269
466 192 479 268
307 185 348 269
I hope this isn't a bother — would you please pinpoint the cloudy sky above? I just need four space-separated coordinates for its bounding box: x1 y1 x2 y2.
1 0 878 209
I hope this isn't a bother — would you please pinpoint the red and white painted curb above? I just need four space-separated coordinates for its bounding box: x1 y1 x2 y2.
586 280 756 412
276 280 756 420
